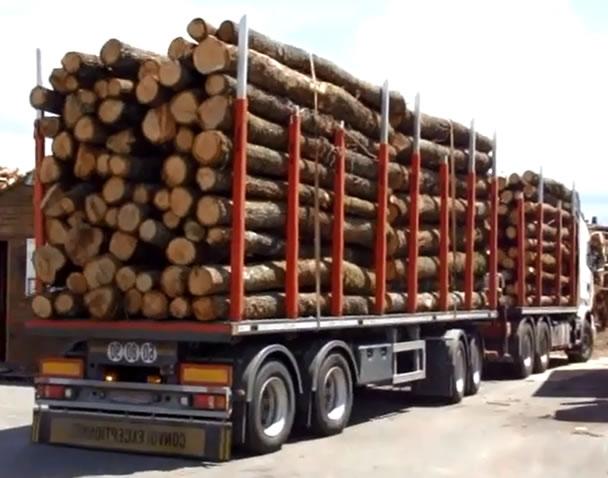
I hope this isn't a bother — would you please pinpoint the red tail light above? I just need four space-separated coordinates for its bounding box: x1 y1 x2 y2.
192 393 227 410
37 385 65 400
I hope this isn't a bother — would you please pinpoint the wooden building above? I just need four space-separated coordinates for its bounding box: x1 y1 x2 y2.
0 170 67 375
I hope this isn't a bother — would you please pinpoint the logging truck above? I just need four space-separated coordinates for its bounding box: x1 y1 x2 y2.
26 17 596 462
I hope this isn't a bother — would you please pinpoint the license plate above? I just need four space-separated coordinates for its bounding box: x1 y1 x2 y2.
49 416 206 456
107 390 157 405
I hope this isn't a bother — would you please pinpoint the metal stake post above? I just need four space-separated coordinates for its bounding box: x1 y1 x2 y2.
535 169 545 305
438 154 449 310
331 123 346 316
488 133 498 309
34 48 45 294
464 121 476 309
286 110 301 318
516 192 526 306
407 94 421 313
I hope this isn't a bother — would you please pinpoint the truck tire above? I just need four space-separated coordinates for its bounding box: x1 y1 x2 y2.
465 335 483 396
311 353 353 436
245 360 296 454
448 338 467 404
514 322 534 379
534 321 551 373
568 319 594 363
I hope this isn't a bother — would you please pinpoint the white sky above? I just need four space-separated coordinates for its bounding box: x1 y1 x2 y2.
2 0 607 220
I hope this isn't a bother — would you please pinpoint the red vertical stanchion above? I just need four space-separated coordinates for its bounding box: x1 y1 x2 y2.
464 121 476 310
285 112 300 318
438 156 449 310
555 201 563 304
229 16 249 322
516 193 526 306
488 134 498 309
407 94 421 313
569 187 578 307
374 82 390 315
535 170 544 306
330 125 345 316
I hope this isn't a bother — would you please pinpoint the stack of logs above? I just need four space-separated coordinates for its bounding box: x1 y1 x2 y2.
29 17 494 322
0 167 23 192
589 226 608 329
497 170 574 307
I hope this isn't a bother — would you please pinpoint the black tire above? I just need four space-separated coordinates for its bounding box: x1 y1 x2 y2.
448 338 467 404
311 353 353 436
534 321 551 373
465 335 483 396
514 322 534 379
245 361 296 455
568 319 594 363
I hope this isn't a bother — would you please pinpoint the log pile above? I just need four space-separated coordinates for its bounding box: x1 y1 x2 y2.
497 171 574 307
0 168 23 191
588 225 608 329
29 17 493 322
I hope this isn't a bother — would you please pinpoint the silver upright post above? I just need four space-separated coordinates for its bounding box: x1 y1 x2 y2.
413 93 421 153
36 48 42 119
538 167 544 204
236 15 248 100
468 120 476 172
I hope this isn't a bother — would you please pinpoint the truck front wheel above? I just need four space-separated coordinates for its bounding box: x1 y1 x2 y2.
513 322 534 379
568 319 594 363
311 353 353 436
245 360 296 454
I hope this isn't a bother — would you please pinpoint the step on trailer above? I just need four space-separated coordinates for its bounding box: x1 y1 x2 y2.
27 17 595 461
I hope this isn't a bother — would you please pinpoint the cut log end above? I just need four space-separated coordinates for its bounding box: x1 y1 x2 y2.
32 294 54 319
169 297 191 319
66 271 88 294
198 95 231 130
193 36 230 75
116 266 138 292
100 39 123 66
85 286 120 320
192 130 229 166
125 288 143 315
166 237 199 265
142 291 169 319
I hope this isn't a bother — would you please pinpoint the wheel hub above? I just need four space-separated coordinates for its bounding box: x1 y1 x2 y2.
259 377 288 438
322 366 348 421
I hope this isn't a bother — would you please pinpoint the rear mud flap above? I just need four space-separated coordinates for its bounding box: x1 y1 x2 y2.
32 408 232 461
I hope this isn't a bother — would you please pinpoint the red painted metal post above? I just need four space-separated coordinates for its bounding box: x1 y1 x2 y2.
569 202 578 307
331 126 346 316
407 94 421 313
33 120 46 293
229 17 249 322
285 112 301 318
516 193 526 306
438 157 449 310
555 202 563 304
374 141 389 314
464 121 476 310
535 203 544 305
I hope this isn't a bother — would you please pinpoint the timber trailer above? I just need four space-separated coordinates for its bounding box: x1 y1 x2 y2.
26 17 595 461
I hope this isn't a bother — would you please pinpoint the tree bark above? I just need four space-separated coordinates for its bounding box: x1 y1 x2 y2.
187 17 216 42
84 286 121 320
160 265 190 298
159 61 195 91
100 39 166 77
388 194 488 225
522 170 571 200
63 90 97 129
167 37 196 62
387 252 487 282
193 36 384 140
106 129 148 155
61 51 104 78
188 258 375 297
215 21 406 125
30 86 64 115
65 224 107 266
109 155 162 181
74 116 107 144
98 99 143 127
139 219 174 248
505 223 569 241
109 231 160 262
107 78 134 98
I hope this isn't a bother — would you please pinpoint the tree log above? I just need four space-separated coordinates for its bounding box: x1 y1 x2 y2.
125 288 143 315
142 103 176 144
94 79 109 99
135 76 172 107
98 98 143 126
187 17 216 42
106 129 148 155
105 208 119 228
166 237 207 265
63 90 97 129
160 265 190 298
84 286 121 320
109 231 154 262
32 294 54 319
388 194 488 224
54 291 85 317
65 224 107 267
188 258 374 297
142 290 169 319
60 183 96 215
167 37 196 62
74 116 107 144
41 184 66 218
138 58 164 80
96 152 111 177
133 184 161 204
33 245 67 284
136 271 161 293
169 297 191 319
505 223 569 241
153 188 171 211
117 202 151 233
387 253 487 282
193 36 384 140
39 116 63 138
170 187 199 218
159 61 195 91
174 126 195 153
39 155 69 184
522 170 572 200
163 211 182 230
109 155 162 181
170 89 203 125
30 86 64 115
83 254 121 289
116 266 138 292
139 219 174 248
216 20 406 125
107 78 134 97
61 52 104 78
102 176 133 205
51 131 75 160
74 144 102 180
46 218 69 246
162 154 196 187
184 220 206 243
50 68 75 94
66 271 88 294
100 39 165 77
